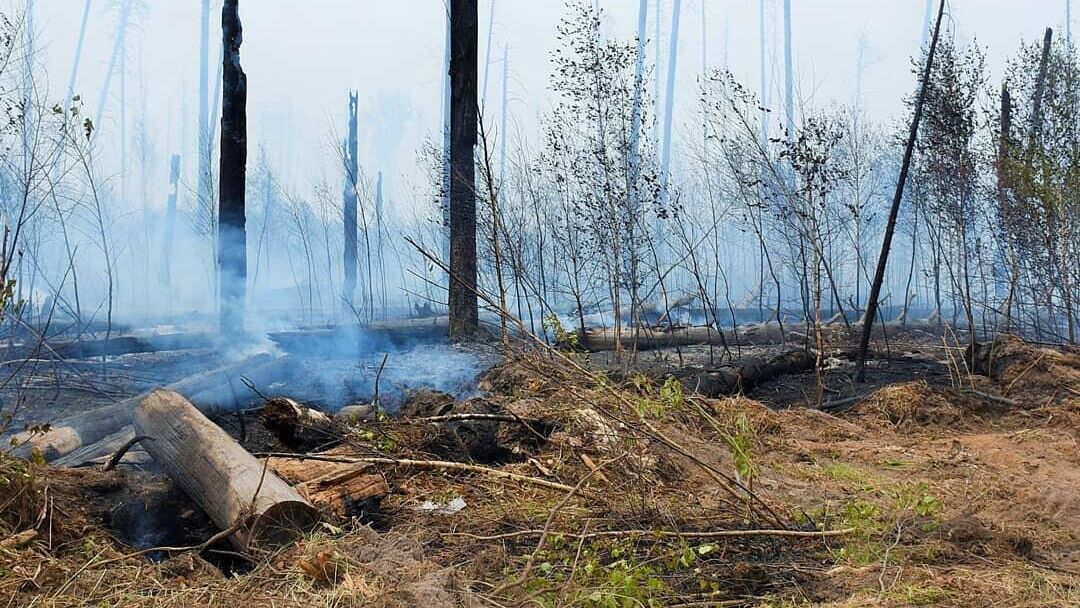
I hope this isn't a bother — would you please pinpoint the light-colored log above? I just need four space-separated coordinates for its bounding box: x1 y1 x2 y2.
135 390 318 550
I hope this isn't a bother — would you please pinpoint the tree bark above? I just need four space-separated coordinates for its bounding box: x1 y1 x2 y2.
676 350 817 398
135 391 318 550
1026 28 1053 162
198 0 212 238
448 0 479 339
855 0 945 381
218 0 247 336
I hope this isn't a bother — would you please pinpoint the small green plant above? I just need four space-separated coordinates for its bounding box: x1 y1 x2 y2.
353 428 397 452
544 313 580 351
593 371 611 389
820 461 872 485
830 499 887 565
633 398 665 418
720 412 756 488
659 376 684 410
630 373 652 392
894 482 944 519
583 559 666 608
895 584 949 605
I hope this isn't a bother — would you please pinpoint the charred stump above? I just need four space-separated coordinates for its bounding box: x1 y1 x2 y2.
261 397 341 452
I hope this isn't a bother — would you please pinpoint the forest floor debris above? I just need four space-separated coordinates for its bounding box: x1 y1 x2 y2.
3 333 1080 606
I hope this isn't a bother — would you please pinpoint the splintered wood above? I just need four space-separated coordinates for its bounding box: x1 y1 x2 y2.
268 455 389 519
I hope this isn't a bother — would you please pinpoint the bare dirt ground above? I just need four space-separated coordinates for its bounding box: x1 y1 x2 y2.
3 331 1080 606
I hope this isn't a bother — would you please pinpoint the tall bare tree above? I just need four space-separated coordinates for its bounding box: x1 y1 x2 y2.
199 0 213 242
855 0 945 381
343 92 359 309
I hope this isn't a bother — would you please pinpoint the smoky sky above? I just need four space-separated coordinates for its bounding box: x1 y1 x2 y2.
25 0 1069 213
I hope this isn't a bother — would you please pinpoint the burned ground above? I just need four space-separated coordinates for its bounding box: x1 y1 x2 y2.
2 332 1080 606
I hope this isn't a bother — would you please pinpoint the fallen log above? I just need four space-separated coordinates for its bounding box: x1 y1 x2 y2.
579 318 953 352
9 353 288 462
256 452 577 494
580 325 735 352
0 331 214 363
677 349 817 397
135 390 319 550
266 316 505 355
52 426 137 467
267 319 450 355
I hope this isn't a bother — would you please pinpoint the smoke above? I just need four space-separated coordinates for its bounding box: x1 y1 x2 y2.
258 326 495 413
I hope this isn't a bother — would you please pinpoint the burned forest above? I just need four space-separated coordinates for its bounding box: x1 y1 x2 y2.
6 1 1080 606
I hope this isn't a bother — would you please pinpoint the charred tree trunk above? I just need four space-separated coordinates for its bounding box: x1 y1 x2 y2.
855 0 945 382
998 85 1019 331
261 397 341 453
1026 28 1053 162
677 350 817 398
218 0 247 336
343 92 359 309
268 457 388 519
135 391 318 550
448 0 479 339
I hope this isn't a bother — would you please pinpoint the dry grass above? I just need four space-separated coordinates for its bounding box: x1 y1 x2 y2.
851 381 967 429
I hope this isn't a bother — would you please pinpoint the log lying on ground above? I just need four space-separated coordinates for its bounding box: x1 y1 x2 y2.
261 397 341 452
9 353 288 462
580 325 735 352
579 318 953 352
267 455 388 519
267 316 505 354
400 393 514 464
676 349 817 397
135 390 319 550
52 426 136 467
267 319 451 355
49 332 213 360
